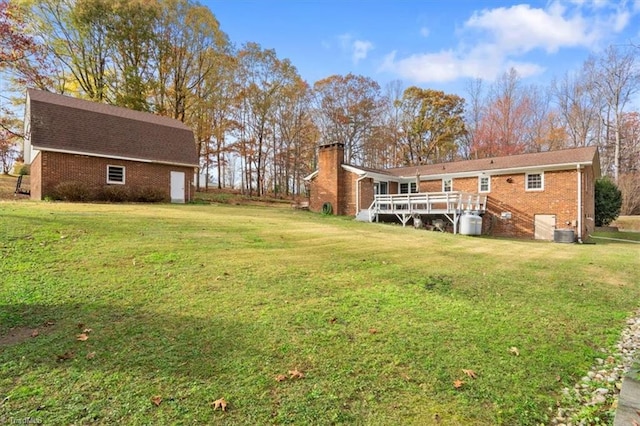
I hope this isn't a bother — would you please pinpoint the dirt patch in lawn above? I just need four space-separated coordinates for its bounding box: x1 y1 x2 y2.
0 326 40 348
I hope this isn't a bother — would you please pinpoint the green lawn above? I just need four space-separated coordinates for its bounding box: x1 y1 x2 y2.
1 202 639 425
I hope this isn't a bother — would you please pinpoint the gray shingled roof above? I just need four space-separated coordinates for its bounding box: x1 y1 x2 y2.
27 89 198 167
377 146 599 178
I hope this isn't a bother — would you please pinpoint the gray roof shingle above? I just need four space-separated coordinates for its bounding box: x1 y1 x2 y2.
27 89 198 167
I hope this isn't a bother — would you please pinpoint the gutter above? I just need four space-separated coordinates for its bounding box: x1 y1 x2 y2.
577 164 583 242
355 174 367 215
30 146 199 168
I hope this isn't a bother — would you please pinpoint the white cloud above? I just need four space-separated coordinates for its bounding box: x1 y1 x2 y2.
352 40 374 63
379 48 545 83
380 1 638 84
337 33 374 64
464 3 596 54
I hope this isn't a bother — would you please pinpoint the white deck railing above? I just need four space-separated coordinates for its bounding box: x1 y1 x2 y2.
369 191 486 215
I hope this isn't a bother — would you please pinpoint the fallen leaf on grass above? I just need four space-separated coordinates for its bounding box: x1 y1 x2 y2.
56 351 75 361
76 333 89 341
329 317 337 324
86 352 96 360
368 328 378 334
212 397 227 411
275 374 287 382
31 329 39 338
288 369 304 379
151 396 162 406
462 369 477 379
509 346 520 356
83 328 92 334
453 379 464 389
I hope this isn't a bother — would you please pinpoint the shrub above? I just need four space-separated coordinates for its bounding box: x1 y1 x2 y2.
132 187 166 203
595 177 622 226
52 181 95 202
101 185 131 202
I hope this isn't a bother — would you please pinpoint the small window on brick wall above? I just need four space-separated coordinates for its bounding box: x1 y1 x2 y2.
442 178 453 192
478 175 490 193
107 165 125 184
526 172 543 190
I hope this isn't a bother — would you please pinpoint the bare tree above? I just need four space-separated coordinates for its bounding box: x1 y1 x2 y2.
584 45 639 183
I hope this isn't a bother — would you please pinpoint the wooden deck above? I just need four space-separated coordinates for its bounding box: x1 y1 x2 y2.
364 191 487 233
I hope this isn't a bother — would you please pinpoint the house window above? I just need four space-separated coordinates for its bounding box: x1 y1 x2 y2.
478 176 490 193
375 181 388 195
442 178 453 192
107 165 125 184
526 172 543 191
400 182 417 194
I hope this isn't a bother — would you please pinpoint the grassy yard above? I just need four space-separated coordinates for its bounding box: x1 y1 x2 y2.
1 201 639 425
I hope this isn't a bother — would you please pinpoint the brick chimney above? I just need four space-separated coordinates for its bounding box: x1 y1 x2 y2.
310 143 344 215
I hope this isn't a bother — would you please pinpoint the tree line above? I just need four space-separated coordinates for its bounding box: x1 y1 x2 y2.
1 0 639 212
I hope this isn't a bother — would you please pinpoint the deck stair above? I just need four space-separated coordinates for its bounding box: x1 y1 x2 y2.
365 191 487 234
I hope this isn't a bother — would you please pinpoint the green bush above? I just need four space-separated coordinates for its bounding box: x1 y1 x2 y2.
595 177 622 226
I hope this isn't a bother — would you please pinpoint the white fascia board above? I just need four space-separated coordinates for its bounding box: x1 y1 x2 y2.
396 161 594 180
303 170 319 181
32 146 198 168
341 165 399 182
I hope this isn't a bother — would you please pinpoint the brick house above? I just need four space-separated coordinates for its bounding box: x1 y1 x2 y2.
305 143 600 240
23 89 198 203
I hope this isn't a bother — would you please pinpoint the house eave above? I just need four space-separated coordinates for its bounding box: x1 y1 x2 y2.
33 146 199 168
342 165 397 181
393 161 596 180
303 170 319 181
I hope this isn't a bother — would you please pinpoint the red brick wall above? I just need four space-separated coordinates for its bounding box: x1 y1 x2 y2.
30 152 42 200
34 151 195 202
309 144 343 214
359 178 375 212
581 165 596 238
420 169 593 238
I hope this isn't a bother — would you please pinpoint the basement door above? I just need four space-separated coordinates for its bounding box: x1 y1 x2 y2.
534 214 556 240
170 171 185 203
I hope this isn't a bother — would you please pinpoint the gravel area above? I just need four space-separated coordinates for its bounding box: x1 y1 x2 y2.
551 309 640 425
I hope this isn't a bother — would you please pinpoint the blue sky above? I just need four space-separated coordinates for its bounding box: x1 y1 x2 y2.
207 0 640 96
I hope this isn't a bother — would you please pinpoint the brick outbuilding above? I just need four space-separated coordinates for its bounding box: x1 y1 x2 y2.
23 89 198 203
305 143 600 240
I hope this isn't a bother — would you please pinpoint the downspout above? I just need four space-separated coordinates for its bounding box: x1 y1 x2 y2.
356 174 367 216
577 164 582 243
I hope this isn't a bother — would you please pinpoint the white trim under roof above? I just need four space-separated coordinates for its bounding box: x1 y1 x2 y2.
303 170 319 181
30 146 198 168
394 161 595 180
342 165 398 182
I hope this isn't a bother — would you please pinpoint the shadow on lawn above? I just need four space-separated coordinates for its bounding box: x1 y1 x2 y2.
0 302 266 381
